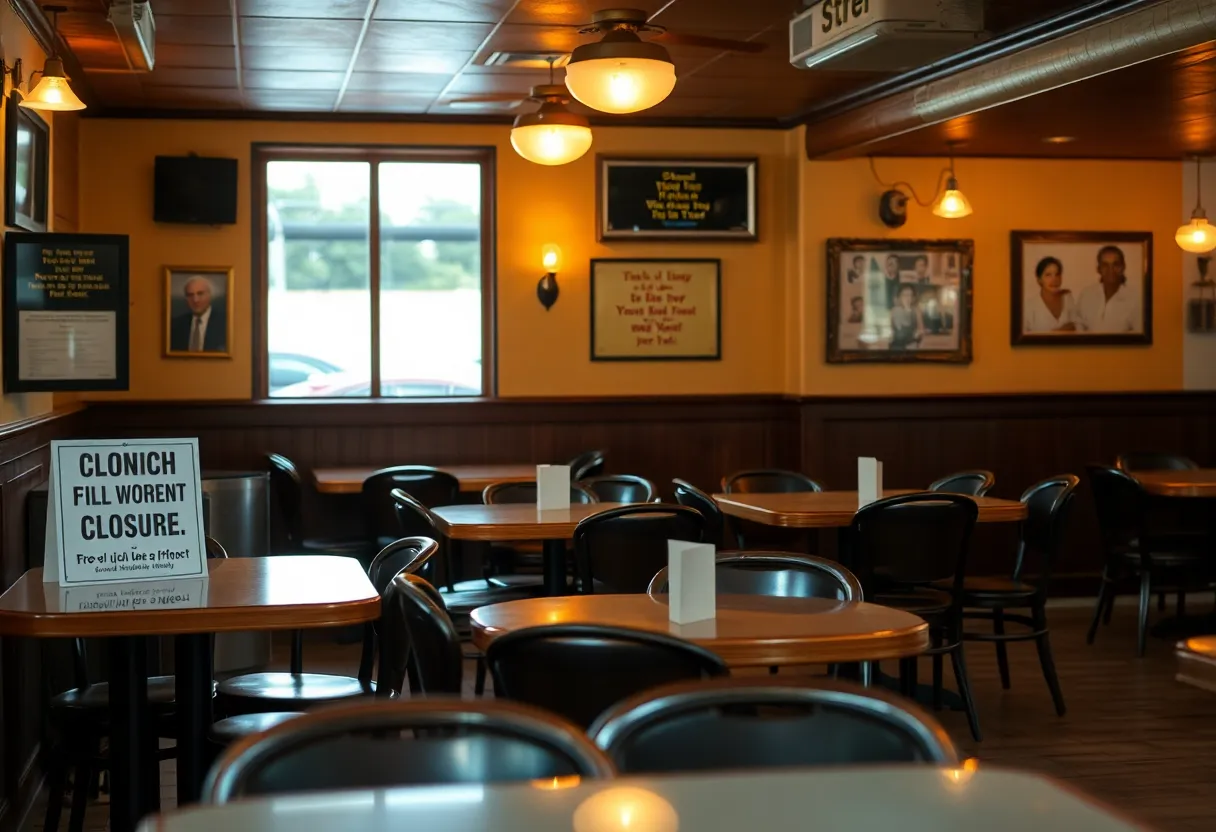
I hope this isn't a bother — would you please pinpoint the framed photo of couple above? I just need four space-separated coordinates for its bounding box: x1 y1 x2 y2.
1011 231 1152 345
826 238 973 364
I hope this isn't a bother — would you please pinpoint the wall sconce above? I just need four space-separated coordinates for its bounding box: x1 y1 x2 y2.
870 143 972 227
19 5 87 112
1177 157 1216 253
538 244 561 310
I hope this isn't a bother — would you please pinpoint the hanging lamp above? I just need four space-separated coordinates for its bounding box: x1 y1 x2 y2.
564 9 676 115
21 6 86 112
1176 157 1216 253
510 59 593 166
932 146 972 219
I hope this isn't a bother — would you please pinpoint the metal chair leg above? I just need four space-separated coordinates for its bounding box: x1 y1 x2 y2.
1137 568 1152 657
1032 604 1066 716
993 609 1011 690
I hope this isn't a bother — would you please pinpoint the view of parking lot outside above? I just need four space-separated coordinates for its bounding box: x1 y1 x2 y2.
266 160 483 397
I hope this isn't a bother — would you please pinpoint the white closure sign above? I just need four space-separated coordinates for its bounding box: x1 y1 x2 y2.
44 439 208 586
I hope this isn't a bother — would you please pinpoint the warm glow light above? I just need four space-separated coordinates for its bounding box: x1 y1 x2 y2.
932 186 973 219
1176 216 1216 253
573 787 679 832
565 58 676 114
20 58 85 112
941 757 980 789
531 775 581 790
541 243 563 273
510 122 593 166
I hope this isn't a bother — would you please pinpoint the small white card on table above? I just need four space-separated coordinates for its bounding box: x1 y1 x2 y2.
668 540 716 624
536 464 571 510
858 457 883 508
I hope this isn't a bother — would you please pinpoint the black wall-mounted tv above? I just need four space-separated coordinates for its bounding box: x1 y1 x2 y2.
154 155 238 225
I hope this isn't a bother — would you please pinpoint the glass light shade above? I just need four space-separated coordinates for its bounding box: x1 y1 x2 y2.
1176 215 1216 253
541 243 562 273
573 787 679 832
21 58 85 111
565 57 676 114
511 122 593 166
932 181 973 219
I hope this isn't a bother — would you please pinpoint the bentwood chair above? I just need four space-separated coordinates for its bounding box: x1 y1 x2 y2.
482 481 598 505
850 493 982 741
381 573 466 697
485 624 729 728
720 469 825 548
363 467 460 554
568 450 607 481
265 453 367 555
590 678 959 773
1115 453 1199 472
672 479 726 547
956 476 1078 716
580 474 658 503
648 551 862 601
928 470 996 497
203 699 614 802
572 504 705 594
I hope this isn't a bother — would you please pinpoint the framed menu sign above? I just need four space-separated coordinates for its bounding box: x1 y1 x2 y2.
598 157 757 241
591 259 721 361
3 232 130 392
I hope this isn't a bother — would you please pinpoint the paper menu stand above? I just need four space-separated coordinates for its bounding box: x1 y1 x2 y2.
858 457 883 509
44 438 208 587
668 540 716 625
536 464 571 510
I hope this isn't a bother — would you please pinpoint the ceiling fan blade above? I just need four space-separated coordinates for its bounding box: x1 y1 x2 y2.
653 32 767 53
445 94 528 103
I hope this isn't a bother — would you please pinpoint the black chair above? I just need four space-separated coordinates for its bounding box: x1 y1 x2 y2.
590 677 959 773
363 466 460 553
850 492 981 741
265 453 367 555
485 624 729 728
672 479 726 548
1085 465 1211 656
722 469 824 494
572 504 705 594
581 474 658 503
1115 453 1199 472
203 698 615 802
568 450 606 480
929 470 996 497
482 481 598 505
382 573 466 696
956 476 1078 716
648 551 862 601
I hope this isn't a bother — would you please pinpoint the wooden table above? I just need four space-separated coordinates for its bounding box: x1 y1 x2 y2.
136 766 1141 832
313 464 536 495
470 593 929 666
1135 470 1216 498
713 490 1028 528
0 556 379 832
1177 635 1216 693
432 503 629 596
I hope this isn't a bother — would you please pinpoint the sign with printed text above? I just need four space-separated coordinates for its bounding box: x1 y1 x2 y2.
43 438 207 586
591 259 721 361
599 158 757 241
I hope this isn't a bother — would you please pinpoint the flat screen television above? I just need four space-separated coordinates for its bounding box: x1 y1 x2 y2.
154 155 238 225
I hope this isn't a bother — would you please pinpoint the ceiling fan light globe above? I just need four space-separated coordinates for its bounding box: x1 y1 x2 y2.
566 57 675 114
511 123 593 166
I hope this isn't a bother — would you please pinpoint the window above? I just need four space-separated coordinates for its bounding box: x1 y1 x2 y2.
256 146 494 398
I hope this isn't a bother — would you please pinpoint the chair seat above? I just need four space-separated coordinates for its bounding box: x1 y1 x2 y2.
209 711 304 744
300 536 370 555
216 672 373 705
50 675 182 711
950 576 1040 603
872 588 952 616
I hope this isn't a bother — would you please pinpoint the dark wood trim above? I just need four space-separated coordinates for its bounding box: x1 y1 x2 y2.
250 146 269 398
368 160 381 397
481 149 498 398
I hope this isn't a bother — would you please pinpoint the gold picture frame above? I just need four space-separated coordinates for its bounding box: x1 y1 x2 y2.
164 266 233 359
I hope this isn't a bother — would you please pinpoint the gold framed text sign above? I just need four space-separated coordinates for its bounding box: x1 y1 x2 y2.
590 258 721 361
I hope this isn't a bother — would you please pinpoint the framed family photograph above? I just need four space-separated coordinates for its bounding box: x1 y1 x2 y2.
826 238 973 363
4 95 49 233
164 266 233 358
1011 231 1152 345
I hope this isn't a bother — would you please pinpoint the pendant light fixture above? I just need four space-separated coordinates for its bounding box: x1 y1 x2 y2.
565 9 676 115
21 6 86 112
932 146 972 219
510 60 593 166
1176 157 1216 254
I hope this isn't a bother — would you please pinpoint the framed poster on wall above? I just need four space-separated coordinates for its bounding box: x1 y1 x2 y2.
597 157 757 241
590 258 721 361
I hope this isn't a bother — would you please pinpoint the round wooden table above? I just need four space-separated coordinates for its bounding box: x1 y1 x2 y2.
470 594 928 667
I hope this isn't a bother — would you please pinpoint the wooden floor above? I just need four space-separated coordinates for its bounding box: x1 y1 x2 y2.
24 601 1216 831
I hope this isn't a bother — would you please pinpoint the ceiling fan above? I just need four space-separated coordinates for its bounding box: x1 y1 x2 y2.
448 7 768 115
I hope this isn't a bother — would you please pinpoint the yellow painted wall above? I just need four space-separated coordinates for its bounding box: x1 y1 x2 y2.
795 151 1183 395
77 119 790 400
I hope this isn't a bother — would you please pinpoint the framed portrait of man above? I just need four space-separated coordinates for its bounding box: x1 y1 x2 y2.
1011 231 1152 345
164 267 233 358
826 238 973 364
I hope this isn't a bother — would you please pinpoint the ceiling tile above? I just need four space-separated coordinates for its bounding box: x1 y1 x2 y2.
142 87 245 108
489 24 582 54
362 20 496 52
354 49 474 74
240 0 368 17
150 0 231 14
445 72 544 95
240 18 363 48
242 46 354 72
509 1 667 26
142 67 240 88
375 0 515 23
81 72 147 99
648 0 802 32
244 70 347 90
157 15 235 46
244 89 339 110
65 42 132 71
155 44 238 69
337 91 437 112
344 72 453 94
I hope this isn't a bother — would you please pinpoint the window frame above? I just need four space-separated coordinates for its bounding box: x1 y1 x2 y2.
251 143 497 400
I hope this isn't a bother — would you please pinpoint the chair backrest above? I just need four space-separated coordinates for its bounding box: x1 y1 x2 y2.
672 478 725 547
573 504 705 594
204 536 229 559
482 481 598 505
485 624 729 729
721 469 824 494
203 698 616 802
581 474 657 503
589 678 959 774
360 538 440 693
1086 464 1147 551
647 551 862 601
1013 475 1079 587
568 450 606 480
928 470 996 497
377 573 464 697
850 492 978 595
266 453 305 544
367 536 439 595
1115 452 1199 472
363 466 459 545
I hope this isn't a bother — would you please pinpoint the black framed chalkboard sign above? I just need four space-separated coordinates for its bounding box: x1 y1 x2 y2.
597 156 757 241
3 232 130 392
